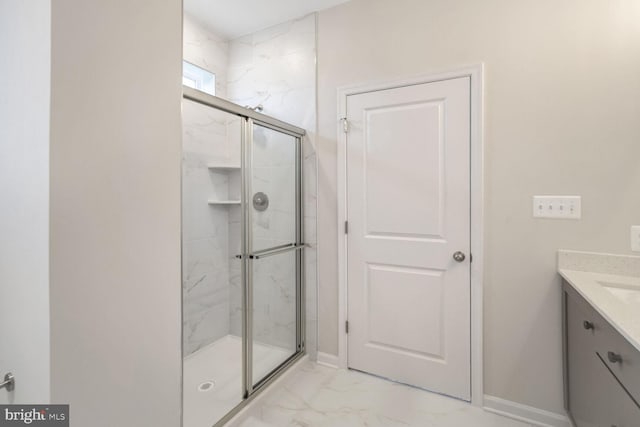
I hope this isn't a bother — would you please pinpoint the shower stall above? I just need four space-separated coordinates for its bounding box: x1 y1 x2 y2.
181 86 305 427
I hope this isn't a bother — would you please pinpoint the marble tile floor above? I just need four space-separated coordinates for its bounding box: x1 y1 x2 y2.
183 335 292 427
230 361 534 427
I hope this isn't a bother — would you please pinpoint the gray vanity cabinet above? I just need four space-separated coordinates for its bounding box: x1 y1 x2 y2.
563 282 640 427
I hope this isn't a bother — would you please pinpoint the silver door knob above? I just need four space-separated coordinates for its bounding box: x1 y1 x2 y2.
453 251 466 262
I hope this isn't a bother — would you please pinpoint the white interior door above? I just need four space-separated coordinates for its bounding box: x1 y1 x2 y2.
346 77 471 400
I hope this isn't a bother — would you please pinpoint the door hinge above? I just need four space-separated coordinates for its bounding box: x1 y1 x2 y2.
344 221 349 234
470 253 473 263
345 321 349 334
341 117 349 133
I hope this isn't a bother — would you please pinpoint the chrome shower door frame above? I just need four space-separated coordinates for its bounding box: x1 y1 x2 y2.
182 86 306 427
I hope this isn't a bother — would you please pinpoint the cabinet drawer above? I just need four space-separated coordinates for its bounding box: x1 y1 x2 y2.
565 284 640 404
595 316 640 403
565 285 640 427
594 354 640 427
570 351 640 427
566 294 606 426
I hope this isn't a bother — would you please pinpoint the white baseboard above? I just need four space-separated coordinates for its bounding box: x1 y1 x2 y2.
316 352 340 369
484 395 571 427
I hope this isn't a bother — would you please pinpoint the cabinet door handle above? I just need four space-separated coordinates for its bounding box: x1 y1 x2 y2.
582 320 594 330
607 351 623 364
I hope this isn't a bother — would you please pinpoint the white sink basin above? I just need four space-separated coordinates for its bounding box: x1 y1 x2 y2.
598 281 640 306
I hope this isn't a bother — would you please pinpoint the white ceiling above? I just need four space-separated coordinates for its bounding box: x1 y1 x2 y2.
184 0 350 39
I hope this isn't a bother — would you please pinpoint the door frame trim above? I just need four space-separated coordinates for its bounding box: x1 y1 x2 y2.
336 64 485 406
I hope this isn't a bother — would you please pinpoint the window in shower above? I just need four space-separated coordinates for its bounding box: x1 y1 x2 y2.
182 60 215 96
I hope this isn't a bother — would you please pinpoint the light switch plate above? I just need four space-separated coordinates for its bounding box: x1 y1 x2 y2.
533 196 581 219
631 226 640 252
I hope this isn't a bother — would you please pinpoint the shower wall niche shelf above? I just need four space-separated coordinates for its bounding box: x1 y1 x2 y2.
207 161 241 206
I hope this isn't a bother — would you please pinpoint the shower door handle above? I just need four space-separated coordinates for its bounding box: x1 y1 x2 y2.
248 243 305 259
235 244 305 260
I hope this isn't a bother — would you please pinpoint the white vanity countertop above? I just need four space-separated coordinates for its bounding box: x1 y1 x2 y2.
559 250 640 352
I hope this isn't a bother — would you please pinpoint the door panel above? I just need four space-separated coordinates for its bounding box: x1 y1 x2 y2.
181 100 244 427
366 264 445 359
346 77 471 400
250 124 297 252
251 250 298 386
248 122 300 388
364 101 445 238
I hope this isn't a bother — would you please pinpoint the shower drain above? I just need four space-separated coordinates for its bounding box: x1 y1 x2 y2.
198 380 216 392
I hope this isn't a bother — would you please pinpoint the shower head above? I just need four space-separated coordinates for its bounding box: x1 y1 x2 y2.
245 104 264 113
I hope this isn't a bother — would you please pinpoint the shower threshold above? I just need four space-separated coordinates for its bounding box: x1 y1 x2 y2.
183 335 291 427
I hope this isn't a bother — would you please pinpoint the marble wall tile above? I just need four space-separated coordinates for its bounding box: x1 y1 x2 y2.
182 98 241 356
228 204 243 338
252 251 298 350
182 236 230 355
227 15 316 127
251 128 297 250
183 13 229 98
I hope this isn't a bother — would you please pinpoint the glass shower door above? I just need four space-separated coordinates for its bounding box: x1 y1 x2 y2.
181 85 306 426
181 98 244 427
247 122 302 387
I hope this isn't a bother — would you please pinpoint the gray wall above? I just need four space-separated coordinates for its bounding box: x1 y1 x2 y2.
50 1 183 426
0 0 51 405
316 0 640 415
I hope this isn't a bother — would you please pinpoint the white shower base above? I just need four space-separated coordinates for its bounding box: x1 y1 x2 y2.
183 335 291 427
